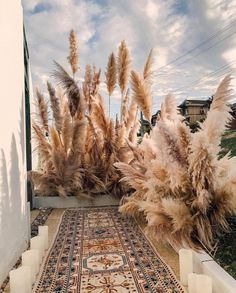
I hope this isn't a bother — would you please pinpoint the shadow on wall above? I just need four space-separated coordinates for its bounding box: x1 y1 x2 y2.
19 94 25 166
0 134 26 256
0 149 10 251
9 134 24 229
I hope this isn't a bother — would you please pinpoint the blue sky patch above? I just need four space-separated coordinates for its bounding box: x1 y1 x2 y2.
33 2 51 14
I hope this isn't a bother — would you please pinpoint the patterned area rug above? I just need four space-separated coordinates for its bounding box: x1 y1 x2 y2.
33 207 184 293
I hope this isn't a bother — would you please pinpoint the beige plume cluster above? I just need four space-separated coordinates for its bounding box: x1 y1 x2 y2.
29 30 152 199
29 30 236 251
115 75 236 251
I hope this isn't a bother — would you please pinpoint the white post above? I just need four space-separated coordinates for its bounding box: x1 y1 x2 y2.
22 249 40 284
196 274 212 293
179 249 193 286
38 225 49 250
30 236 45 263
188 273 197 293
9 266 31 293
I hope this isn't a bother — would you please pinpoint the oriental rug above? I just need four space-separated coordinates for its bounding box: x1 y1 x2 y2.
33 207 185 293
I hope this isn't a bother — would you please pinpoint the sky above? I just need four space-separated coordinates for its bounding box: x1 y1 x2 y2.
22 0 236 118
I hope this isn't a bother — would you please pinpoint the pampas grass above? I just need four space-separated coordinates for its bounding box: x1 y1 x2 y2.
105 52 117 116
105 53 117 96
143 49 154 84
29 30 236 251
53 61 80 117
117 40 131 95
68 29 78 76
131 70 152 121
83 64 92 102
47 81 62 132
30 32 143 198
116 76 236 251
35 88 49 133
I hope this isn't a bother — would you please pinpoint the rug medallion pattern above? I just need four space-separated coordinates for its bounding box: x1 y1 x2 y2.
33 207 184 293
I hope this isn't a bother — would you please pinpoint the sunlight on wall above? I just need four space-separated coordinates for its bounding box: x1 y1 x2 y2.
0 0 30 284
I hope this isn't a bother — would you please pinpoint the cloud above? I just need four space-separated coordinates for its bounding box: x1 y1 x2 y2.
22 0 236 118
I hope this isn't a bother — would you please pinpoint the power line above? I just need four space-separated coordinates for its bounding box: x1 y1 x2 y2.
154 19 236 74
153 61 236 96
171 30 236 70
173 60 236 94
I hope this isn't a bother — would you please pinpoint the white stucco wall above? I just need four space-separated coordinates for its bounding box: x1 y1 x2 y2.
0 0 30 285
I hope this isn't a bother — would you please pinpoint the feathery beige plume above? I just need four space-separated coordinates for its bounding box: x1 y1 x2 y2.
83 64 92 102
85 115 97 153
50 126 66 179
61 103 72 153
50 126 62 150
105 52 117 117
131 70 152 121
75 89 86 121
128 120 140 143
68 29 78 75
117 40 131 95
32 122 51 167
47 81 63 132
125 98 138 133
35 88 49 133
160 94 181 122
119 199 140 217
121 89 129 124
68 118 87 162
211 75 231 112
91 65 101 96
91 100 109 135
143 49 154 84
189 75 232 214
53 61 80 117
105 52 117 96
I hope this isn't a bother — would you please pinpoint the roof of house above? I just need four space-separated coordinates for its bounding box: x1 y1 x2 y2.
179 98 212 108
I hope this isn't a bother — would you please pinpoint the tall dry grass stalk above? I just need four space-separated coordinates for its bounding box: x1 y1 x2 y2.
68 29 78 76
143 49 154 84
105 52 117 116
118 40 131 95
29 30 236 251
35 88 49 133
83 64 92 102
47 81 62 132
131 70 152 121
118 40 131 120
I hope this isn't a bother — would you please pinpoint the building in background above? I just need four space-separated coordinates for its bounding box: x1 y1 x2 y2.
178 98 212 124
141 98 236 134
0 0 32 285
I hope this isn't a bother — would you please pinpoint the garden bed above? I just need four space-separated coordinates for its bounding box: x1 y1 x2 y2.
33 194 120 208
